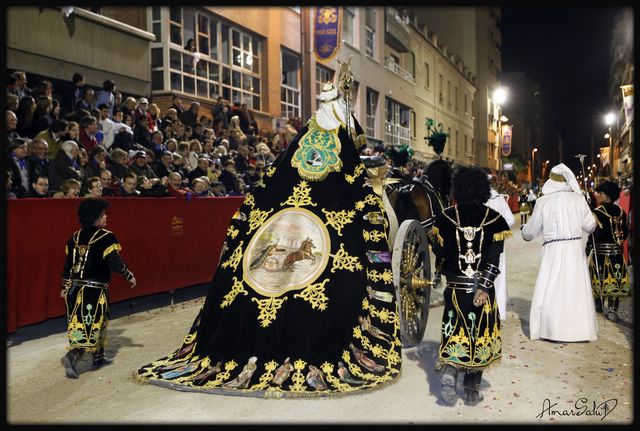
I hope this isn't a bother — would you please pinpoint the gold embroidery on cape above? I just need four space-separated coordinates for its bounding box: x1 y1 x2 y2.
363 230 385 242
322 208 356 236
244 193 255 208
345 163 365 184
252 296 288 327
202 360 238 387
354 194 383 212
220 277 249 308
353 326 394 363
281 180 317 208
320 362 357 392
249 360 278 390
366 268 393 284
227 225 240 239
288 359 308 392
293 278 330 310
220 240 244 271
330 244 363 273
265 166 276 177
183 331 198 345
247 208 274 234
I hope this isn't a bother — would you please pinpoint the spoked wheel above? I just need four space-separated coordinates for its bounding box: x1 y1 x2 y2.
392 219 432 348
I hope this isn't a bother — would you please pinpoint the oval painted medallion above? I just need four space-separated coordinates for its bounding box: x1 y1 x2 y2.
242 207 331 297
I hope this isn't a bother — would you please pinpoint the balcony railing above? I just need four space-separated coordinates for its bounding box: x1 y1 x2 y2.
384 57 416 84
385 121 410 147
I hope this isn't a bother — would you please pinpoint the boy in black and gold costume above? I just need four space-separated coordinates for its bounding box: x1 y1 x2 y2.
430 167 511 406
588 181 629 322
136 77 402 397
61 198 136 379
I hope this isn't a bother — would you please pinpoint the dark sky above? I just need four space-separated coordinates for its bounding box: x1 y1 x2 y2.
500 6 622 173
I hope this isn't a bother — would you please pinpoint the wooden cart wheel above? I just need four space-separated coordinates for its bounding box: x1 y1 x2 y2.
392 219 432 348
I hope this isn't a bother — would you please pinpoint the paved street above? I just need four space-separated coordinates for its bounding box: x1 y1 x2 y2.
6 218 633 425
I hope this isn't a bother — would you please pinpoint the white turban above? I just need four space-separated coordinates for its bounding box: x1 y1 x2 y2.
541 163 581 195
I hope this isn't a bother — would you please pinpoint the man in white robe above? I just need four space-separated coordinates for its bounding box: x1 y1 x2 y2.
522 163 598 342
485 176 515 321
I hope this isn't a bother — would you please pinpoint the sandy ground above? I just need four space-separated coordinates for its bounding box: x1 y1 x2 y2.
6 218 634 425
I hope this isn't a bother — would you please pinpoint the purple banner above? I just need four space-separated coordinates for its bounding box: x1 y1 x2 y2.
314 7 341 63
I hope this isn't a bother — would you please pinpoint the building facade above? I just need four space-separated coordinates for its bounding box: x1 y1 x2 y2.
607 8 634 181
415 7 502 169
7 6 486 168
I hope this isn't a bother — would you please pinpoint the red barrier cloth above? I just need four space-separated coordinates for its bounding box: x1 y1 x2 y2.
6 197 244 333
618 190 631 263
508 194 520 214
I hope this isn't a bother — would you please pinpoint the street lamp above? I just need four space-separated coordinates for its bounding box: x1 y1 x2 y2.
542 159 550 178
494 88 507 105
531 147 538 184
493 87 508 171
604 112 616 175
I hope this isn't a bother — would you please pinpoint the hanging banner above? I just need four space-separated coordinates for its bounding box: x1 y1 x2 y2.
621 84 633 127
600 147 610 167
314 7 341 63
500 124 513 156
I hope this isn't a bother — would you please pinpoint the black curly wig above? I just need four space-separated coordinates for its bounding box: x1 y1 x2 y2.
452 166 491 205
78 198 110 228
595 181 620 202
424 159 453 200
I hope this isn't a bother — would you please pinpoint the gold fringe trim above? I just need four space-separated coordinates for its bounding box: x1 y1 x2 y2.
103 243 122 259
132 367 402 399
492 231 513 242
429 226 444 247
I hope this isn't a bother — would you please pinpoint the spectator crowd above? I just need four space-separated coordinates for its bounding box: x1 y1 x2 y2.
6 70 302 200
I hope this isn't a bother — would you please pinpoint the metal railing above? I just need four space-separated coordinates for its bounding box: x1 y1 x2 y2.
384 57 415 84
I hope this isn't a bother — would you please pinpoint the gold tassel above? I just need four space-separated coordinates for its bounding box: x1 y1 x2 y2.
429 227 444 247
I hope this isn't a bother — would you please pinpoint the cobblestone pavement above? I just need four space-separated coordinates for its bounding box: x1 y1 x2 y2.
6 218 634 425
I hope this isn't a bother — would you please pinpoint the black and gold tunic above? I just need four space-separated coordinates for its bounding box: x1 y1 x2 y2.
62 226 134 351
135 113 402 397
430 203 511 372
588 202 630 298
